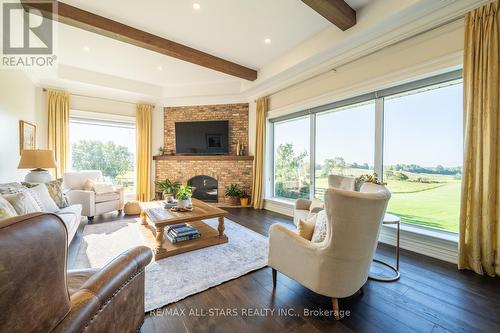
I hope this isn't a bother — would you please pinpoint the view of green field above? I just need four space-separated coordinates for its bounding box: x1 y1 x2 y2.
315 168 461 233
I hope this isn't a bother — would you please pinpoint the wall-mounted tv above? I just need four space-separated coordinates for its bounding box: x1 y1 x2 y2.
175 120 229 155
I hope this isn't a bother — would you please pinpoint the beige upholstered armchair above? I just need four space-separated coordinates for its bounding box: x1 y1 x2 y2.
63 171 124 221
293 175 355 226
269 183 391 319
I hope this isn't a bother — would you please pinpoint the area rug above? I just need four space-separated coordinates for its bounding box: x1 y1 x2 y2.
72 218 268 311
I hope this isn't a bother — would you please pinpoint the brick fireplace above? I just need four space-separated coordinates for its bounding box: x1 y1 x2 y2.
154 103 253 203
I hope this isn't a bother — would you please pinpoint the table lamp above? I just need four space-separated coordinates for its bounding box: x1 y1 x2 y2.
17 149 57 183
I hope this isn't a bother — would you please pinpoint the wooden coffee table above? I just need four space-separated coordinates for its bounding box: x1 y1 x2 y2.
139 198 228 260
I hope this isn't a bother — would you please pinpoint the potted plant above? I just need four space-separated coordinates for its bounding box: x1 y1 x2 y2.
225 183 241 206
155 178 180 202
239 190 250 207
176 183 193 209
158 146 166 155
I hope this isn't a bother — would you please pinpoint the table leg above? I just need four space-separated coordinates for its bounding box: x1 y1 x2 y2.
154 226 167 255
396 221 400 271
218 216 225 237
140 211 148 226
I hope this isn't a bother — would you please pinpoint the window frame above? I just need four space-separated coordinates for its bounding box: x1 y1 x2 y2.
268 69 463 233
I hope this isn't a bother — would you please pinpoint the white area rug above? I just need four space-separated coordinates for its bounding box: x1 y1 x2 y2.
72 218 268 311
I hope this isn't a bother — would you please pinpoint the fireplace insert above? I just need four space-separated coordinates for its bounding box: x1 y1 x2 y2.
188 175 218 202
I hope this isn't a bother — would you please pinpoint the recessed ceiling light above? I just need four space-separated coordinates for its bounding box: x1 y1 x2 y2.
83 46 90 52
192 3 201 10
264 38 271 45
157 65 163 71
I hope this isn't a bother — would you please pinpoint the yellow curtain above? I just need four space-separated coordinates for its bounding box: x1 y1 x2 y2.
459 1 499 277
252 96 268 209
136 104 153 202
47 90 69 179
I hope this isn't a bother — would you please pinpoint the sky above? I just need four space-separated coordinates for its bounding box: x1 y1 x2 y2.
274 82 463 168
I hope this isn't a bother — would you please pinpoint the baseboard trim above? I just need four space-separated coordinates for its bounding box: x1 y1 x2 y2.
263 198 458 264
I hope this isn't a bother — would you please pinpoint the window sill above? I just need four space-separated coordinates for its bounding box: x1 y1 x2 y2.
263 196 458 263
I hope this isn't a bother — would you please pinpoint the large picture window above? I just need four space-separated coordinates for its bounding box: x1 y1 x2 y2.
383 82 463 233
69 117 136 194
315 101 375 199
273 116 310 200
270 71 463 234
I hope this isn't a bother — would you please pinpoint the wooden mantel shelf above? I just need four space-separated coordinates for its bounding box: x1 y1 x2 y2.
153 155 254 161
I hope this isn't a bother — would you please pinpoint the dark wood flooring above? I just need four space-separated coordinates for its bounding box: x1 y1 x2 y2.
69 208 500 333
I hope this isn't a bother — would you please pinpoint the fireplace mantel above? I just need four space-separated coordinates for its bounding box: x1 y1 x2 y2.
153 155 254 161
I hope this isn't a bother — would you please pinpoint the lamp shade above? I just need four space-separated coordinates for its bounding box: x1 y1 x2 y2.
18 150 57 169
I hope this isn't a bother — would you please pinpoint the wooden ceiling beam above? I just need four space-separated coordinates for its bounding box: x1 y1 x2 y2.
21 0 258 81
302 0 356 31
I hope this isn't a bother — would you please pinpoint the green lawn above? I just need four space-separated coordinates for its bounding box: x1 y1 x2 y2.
314 169 460 233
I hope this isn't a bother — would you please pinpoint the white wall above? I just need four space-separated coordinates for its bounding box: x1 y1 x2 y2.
0 70 46 182
267 20 464 117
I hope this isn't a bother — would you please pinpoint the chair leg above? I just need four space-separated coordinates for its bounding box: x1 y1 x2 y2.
87 216 94 223
272 268 277 289
331 298 340 320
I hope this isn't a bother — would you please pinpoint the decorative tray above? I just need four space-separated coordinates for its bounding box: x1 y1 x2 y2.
169 206 193 212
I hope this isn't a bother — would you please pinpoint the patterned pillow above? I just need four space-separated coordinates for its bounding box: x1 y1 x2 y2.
0 196 18 220
46 179 69 208
0 182 26 195
311 209 328 243
23 179 69 209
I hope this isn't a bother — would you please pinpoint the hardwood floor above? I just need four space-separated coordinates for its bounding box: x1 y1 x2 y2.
69 208 500 333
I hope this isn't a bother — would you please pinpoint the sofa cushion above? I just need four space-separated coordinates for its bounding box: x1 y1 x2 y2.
58 204 82 216
28 184 60 213
95 192 120 203
2 192 42 215
0 196 17 220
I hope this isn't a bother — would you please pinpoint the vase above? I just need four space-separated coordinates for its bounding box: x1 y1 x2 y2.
178 199 190 209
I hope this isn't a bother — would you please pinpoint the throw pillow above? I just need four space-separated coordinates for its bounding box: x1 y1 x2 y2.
2 192 42 215
28 184 60 213
311 209 328 243
297 215 316 240
84 179 115 194
0 182 26 195
45 179 69 209
0 196 17 220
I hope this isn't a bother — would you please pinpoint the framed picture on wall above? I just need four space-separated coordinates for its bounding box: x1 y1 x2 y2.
19 120 36 154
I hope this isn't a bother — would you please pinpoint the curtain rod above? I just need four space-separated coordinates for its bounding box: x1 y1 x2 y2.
255 15 465 102
41 88 154 107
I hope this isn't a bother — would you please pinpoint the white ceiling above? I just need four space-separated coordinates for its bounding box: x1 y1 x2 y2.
19 0 487 104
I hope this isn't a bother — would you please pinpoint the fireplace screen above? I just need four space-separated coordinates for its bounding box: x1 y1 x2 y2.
188 175 218 202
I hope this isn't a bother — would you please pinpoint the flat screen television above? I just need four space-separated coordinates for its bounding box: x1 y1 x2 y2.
175 120 229 155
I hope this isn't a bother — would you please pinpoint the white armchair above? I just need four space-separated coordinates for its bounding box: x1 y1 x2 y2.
292 175 355 226
269 183 391 319
63 171 124 221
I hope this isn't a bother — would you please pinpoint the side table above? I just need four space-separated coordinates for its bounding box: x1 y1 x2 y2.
369 213 400 282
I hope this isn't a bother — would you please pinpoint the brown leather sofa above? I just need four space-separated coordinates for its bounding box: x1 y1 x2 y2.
0 212 152 333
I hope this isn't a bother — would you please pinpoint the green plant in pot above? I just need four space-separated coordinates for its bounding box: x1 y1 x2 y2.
225 183 241 206
239 190 250 207
155 178 180 202
176 183 193 208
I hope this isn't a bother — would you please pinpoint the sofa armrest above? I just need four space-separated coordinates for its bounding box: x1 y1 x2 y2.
114 186 125 209
66 190 95 217
53 246 152 333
